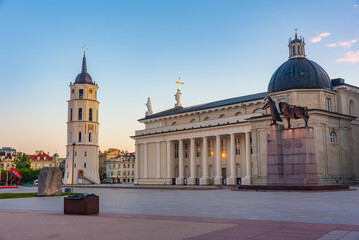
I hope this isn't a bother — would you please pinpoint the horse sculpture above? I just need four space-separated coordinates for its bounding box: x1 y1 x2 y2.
279 102 310 128
263 96 283 125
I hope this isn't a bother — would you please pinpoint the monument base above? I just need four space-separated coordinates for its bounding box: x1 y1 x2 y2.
237 184 350 191
267 125 318 186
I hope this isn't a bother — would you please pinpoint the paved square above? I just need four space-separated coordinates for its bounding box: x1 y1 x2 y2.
0 186 358 239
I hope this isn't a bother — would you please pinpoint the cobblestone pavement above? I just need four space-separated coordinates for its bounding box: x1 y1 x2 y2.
0 186 358 239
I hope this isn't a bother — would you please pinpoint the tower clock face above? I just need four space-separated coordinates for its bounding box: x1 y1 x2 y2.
71 89 74 94
89 88 93 94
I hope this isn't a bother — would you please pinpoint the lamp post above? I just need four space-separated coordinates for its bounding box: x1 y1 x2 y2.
71 142 76 193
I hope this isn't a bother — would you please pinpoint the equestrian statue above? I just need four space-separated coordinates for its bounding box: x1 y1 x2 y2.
279 101 310 128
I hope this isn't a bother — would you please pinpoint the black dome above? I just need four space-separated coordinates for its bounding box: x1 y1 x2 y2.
75 72 93 84
268 58 332 93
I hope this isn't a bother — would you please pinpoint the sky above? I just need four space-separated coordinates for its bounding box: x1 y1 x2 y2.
0 0 358 157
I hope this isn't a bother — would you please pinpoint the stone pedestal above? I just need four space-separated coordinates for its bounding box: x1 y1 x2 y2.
200 177 210 185
267 125 318 186
188 177 196 185
214 177 222 185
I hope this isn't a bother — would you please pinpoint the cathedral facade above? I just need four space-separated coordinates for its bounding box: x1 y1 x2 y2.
63 52 100 184
132 33 359 185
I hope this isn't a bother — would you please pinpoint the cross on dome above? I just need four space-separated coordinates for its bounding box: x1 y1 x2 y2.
176 78 184 91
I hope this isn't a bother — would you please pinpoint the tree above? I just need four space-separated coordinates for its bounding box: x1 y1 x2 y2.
14 152 31 169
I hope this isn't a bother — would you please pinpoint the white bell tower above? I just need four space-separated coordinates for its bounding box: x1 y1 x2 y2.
64 48 100 184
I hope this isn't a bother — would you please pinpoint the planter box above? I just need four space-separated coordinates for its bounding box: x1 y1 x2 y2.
64 196 99 215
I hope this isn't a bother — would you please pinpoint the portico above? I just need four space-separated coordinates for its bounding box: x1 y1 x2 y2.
133 123 253 186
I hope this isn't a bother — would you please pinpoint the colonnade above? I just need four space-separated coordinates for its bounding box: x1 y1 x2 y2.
135 131 252 185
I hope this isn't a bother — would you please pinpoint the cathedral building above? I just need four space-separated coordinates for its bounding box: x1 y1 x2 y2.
63 50 100 184
132 33 359 185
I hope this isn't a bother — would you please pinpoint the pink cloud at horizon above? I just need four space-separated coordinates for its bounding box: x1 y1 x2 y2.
338 39 358 48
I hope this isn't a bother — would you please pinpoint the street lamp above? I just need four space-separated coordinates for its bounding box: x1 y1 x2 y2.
71 142 76 193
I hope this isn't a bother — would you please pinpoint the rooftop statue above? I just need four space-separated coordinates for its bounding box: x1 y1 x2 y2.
145 97 153 116
279 102 310 128
263 96 282 125
175 89 182 108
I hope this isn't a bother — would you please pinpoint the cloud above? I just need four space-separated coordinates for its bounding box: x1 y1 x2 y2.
310 33 331 43
338 39 358 48
354 4 359 8
336 51 359 63
326 43 336 48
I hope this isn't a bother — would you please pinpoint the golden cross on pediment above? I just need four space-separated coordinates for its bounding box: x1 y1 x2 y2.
176 78 184 90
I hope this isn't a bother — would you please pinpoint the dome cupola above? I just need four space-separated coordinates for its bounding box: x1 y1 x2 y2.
267 31 332 93
74 48 94 84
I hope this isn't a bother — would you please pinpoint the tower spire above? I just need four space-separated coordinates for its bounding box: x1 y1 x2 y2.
82 45 87 72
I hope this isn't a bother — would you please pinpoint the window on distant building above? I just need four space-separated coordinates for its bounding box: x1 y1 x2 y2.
79 89 83 99
70 108 73 121
327 98 332 112
196 142 200 157
84 163 86 168
79 132 82 142
84 151 87 156
235 138 240 155
330 132 337 143
185 143 189 158
78 108 83 120
174 143 179 158
89 108 93 121
89 132 92 142
209 140 213 157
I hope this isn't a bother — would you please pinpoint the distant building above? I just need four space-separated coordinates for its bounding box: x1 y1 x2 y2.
102 149 135 183
0 151 16 171
29 150 58 170
0 147 16 155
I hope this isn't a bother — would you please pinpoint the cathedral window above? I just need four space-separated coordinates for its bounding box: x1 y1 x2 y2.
174 143 179 158
235 138 240 155
219 114 225 119
349 100 354 116
84 151 87 156
79 132 82 142
292 46 296 55
78 108 83 120
79 89 84 99
330 132 337 143
209 140 213 157
235 112 242 116
190 119 196 123
327 98 332 112
89 108 93 121
185 143 189 158
171 122 178 126
89 132 92 142
204 116 210 121
70 109 73 121
221 139 226 157
196 142 201 157
84 163 86 168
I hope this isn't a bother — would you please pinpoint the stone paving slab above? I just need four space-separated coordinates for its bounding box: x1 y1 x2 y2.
0 209 359 240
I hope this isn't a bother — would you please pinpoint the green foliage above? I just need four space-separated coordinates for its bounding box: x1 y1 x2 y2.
59 165 65 177
17 168 41 184
0 192 79 199
14 152 31 169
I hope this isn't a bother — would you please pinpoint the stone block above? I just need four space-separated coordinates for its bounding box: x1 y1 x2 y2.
37 167 63 196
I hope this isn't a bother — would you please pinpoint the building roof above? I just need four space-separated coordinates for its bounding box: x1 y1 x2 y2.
140 92 267 121
74 55 94 85
29 152 53 161
267 57 332 93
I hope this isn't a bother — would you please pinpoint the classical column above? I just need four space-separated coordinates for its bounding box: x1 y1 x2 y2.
215 135 222 185
177 139 184 185
166 140 172 183
243 131 251 185
134 143 139 184
229 133 236 185
156 142 161 179
144 143 148 179
189 138 196 185
201 136 209 185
